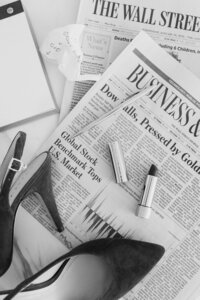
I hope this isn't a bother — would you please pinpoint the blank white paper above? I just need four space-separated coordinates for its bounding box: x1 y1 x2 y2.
0 1 56 129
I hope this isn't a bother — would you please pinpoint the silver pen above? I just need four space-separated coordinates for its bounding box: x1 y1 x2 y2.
72 85 155 138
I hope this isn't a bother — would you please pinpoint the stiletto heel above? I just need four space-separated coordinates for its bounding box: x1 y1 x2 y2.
0 132 64 277
30 153 64 233
10 152 64 233
1 238 165 300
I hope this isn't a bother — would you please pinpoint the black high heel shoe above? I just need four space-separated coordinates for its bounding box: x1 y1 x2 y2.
0 132 64 277
1 238 164 300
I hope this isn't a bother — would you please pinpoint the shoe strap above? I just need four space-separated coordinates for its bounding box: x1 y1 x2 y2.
0 131 26 197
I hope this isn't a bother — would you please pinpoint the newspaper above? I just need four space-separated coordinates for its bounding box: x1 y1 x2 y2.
23 31 200 299
60 0 200 120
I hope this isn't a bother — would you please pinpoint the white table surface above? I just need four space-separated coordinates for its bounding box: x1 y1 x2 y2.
0 0 81 291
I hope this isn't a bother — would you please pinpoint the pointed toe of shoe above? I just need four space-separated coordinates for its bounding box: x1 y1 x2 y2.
69 238 165 299
99 239 165 299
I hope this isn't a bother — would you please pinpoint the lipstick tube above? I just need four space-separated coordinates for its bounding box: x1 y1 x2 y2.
136 164 158 219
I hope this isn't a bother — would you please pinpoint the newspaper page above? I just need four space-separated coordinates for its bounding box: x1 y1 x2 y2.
24 31 200 299
60 0 200 120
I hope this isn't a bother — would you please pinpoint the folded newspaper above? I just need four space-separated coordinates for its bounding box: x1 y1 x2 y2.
24 31 200 300
60 0 200 120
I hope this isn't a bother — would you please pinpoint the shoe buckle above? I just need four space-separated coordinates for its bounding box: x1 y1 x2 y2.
8 158 27 172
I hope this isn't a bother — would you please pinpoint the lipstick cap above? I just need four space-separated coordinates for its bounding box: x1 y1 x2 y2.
109 141 128 183
136 205 151 219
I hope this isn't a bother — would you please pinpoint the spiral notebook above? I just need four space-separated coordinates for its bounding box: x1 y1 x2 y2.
0 1 57 129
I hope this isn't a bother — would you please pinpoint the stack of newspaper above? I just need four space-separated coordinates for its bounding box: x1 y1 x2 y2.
23 1 200 299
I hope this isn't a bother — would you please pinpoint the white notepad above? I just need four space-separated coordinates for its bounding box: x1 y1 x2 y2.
0 0 57 129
